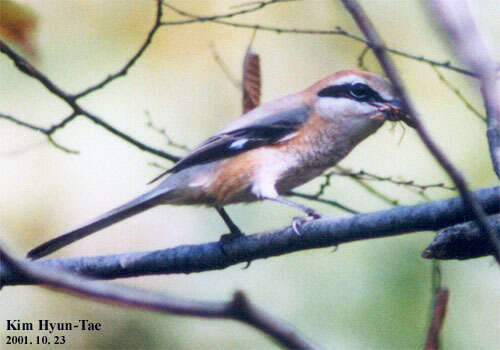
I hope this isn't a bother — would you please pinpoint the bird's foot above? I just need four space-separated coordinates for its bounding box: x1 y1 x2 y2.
291 211 322 235
219 229 244 243
219 229 244 256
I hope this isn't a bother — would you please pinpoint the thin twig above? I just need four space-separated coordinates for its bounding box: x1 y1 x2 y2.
0 40 181 162
162 0 289 25
430 65 486 122
0 112 47 132
0 1 179 160
47 135 78 154
72 0 164 99
46 111 79 133
0 245 318 350
0 111 79 153
209 43 241 88
330 169 456 192
161 3 474 77
428 0 500 180
340 0 500 263
288 191 359 214
426 260 444 350
424 288 449 350
357 45 370 71
145 111 190 152
2 186 497 285
334 165 399 206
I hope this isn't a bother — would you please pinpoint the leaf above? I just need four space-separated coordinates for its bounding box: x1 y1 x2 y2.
0 0 38 57
242 45 261 113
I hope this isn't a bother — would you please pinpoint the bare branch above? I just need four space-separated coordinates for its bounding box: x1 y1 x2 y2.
340 0 500 263
72 0 164 99
334 165 399 206
145 111 190 152
161 2 474 77
430 65 486 122
162 0 289 25
357 45 370 71
330 169 456 192
209 43 241 88
46 134 79 154
229 291 319 350
0 246 318 350
0 42 74 101
46 111 79 133
422 214 500 260
424 288 449 350
0 40 181 162
2 186 497 286
0 112 47 132
288 191 359 214
0 111 79 153
428 0 500 179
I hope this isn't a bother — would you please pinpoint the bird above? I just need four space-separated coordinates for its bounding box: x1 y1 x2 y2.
27 69 412 259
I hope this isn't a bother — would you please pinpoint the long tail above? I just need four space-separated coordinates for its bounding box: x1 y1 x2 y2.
27 188 167 260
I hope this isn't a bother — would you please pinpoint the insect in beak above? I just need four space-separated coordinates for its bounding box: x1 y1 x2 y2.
383 98 415 128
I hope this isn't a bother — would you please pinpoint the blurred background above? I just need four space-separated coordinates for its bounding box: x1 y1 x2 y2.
1 0 499 349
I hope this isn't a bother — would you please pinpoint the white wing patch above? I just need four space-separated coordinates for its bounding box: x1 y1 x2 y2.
188 176 211 188
277 132 299 143
228 139 249 150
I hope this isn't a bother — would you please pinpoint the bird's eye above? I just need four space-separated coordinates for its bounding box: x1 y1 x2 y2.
349 83 372 100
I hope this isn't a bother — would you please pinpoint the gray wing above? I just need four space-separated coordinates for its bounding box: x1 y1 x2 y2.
150 105 310 182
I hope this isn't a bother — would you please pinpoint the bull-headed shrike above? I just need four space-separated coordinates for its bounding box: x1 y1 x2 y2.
28 69 412 259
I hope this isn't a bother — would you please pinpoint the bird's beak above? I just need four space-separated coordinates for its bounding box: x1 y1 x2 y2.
388 98 404 111
384 98 415 128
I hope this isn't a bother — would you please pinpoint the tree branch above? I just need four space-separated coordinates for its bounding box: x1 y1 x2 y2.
72 0 164 99
161 2 474 77
0 246 318 350
161 0 291 25
0 111 80 153
424 288 449 350
428 0 500 180
0 112 47 132
422 214 500 260
326 169 455 192
339 0 500 263
1 186 497 286
288 191 359 214
0 40 180 162
430 65 486 122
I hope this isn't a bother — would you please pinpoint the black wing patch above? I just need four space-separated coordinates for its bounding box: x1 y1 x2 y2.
149 106 310 183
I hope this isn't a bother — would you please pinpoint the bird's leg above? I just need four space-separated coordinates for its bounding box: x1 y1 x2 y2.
261 196 322 235
216 207 244 242
262 196 322 218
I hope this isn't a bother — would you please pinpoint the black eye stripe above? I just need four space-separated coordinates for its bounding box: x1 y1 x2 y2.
317 84 351 98
317 83 386 103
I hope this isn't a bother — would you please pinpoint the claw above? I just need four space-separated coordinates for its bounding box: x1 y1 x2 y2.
291 213 322 235
292 217 304 235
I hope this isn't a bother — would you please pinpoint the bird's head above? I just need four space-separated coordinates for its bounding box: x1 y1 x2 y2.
305 70 414 129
